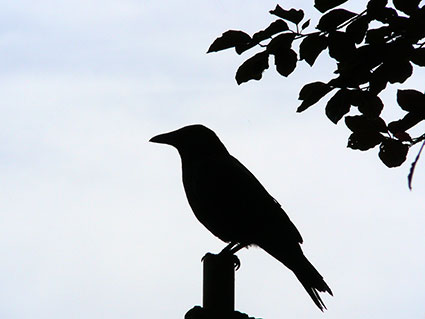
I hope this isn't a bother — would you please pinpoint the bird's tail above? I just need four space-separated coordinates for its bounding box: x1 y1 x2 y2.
261 243 332 311
291 255 333 311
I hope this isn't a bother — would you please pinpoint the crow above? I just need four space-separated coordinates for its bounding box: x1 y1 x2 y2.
150 124 332 310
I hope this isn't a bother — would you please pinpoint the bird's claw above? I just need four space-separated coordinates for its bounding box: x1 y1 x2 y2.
218 249 241 271
201 252 240 270
232 254 241 270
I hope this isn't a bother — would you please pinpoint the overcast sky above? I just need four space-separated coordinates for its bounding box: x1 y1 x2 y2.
1 1 424 318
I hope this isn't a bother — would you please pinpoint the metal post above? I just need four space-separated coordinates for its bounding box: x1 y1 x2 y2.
202 253 235 316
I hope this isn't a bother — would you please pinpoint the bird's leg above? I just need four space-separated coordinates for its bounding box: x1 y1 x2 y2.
201 242 238 263
229 243 246 254
219 242 239 255
201 242 239 264
218 242 247 270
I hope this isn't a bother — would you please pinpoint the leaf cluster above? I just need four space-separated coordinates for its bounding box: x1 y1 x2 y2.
208 0 425 188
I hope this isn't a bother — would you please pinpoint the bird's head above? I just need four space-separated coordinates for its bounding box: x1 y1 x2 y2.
149 124 228 156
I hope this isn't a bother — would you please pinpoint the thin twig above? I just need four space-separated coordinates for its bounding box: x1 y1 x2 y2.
411 133 425 146
408 140 425 190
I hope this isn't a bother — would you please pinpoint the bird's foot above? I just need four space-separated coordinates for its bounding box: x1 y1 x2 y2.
232 254 241 270
218 250 241 270
201 251 241 270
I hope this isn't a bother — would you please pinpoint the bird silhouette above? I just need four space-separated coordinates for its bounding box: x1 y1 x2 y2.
150 124 332 310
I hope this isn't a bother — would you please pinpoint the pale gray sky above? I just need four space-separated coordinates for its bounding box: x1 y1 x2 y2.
1 1 424 318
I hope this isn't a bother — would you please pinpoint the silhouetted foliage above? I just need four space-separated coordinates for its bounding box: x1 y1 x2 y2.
207 0 425 188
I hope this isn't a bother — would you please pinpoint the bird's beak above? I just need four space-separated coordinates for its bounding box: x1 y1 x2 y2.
149 131 175 145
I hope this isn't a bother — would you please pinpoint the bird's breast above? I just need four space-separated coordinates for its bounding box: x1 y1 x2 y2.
181 157 245 242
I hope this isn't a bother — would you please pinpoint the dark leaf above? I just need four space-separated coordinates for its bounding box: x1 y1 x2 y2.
369 65 388 94
325 89 351 124
394 131 413 142
393 0 421 16
354 44 385 70
367 0 388 19
353 91 384 117
375 7 398 23
347 131 384 150
365 27 392 44
270 5 304 24
331 44 384 88
388 16 411 35
299 33 328 66
301 19 311 30
380 60 413 84
410 48 425 66
345 115 387 133
396 89 425 112
235 51 269 85
235 41 258 55
317 9 357 32
273 49 297 77
207 30 251 53
333 62 372 88
387 119 409 134
359 96 384 117
408 9 425 42
366 41 412 90
408 141 425 190
252 20 289 42
388 39 414 60
346 15 370 44
348 89 365 106
389 60 413 84
379 138 409 167
327 76 345 88
328 31 356 62
388 113 425 134
314 0 349 13
297 82 333 112
267 33 296 54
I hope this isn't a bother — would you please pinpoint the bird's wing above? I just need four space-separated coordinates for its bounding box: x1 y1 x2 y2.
223 155 303 244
